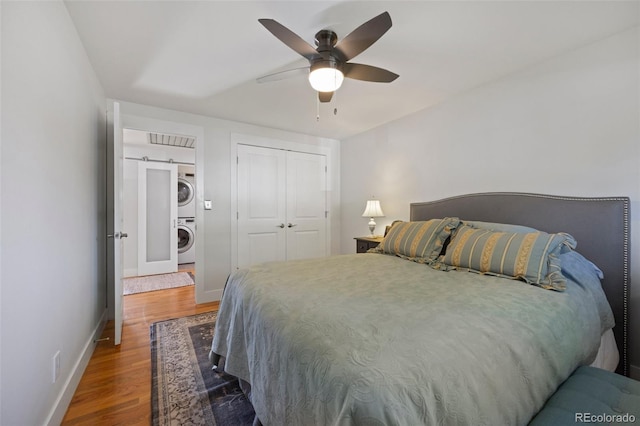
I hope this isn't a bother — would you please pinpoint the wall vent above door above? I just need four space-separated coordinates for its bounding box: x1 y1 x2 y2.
148 132 195 149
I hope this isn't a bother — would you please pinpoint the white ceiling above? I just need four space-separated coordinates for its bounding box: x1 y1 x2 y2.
65 1 638 140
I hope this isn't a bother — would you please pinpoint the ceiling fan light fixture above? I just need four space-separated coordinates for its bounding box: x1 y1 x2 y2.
308 66 344 92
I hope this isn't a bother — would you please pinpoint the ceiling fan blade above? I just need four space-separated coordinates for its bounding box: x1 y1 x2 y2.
257 67 309 84
343 63 399 83
334 12 392 62
318 91 333 103
259 19 318 61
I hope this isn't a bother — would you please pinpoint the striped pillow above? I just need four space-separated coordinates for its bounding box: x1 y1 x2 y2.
440 225 576 290
377 218 460 264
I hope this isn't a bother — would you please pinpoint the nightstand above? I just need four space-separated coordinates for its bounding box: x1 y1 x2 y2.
354 236 384 253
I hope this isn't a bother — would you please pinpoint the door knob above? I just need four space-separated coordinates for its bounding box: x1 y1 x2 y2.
287 223 297 228
277 223 285 228
107 232 128 239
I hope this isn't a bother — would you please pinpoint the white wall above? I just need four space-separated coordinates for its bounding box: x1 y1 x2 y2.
113 101 341 303
341 27 640 375
1 2 107 424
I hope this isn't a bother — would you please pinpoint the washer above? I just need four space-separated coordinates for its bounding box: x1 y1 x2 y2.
178 165 195 218
177 217 195 264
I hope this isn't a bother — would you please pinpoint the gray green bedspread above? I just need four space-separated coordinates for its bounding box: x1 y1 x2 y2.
210 251 613 425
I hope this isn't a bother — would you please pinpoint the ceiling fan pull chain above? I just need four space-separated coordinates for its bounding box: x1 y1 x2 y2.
316 94 320 122
333 91 337 116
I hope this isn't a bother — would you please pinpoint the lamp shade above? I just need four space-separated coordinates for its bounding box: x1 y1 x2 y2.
362 200 385 218
309 67 344 92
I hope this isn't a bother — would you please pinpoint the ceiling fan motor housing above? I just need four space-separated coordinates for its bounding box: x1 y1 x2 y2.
314 29 338 50
310 56 342 73
311 30 344 74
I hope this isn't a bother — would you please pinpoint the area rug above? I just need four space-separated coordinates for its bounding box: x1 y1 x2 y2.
151 311 256 426
124 271 194 295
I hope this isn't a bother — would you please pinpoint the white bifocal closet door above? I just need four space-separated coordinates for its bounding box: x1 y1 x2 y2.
137 162 178 276
237 144 287 268
237 144 327 269
285 151 327 260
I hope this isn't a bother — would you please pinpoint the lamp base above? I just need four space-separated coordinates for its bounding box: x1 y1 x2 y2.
368 218 376 237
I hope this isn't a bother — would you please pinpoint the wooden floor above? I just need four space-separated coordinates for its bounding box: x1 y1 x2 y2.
62 272 218 425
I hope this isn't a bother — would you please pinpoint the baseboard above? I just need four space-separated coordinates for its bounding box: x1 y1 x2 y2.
124 267 138 278
196 288 223 304
630 364 640 380
45 308 108 426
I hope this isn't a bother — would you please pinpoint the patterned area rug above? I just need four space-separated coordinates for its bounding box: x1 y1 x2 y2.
124 271 194 295
151 311 256 426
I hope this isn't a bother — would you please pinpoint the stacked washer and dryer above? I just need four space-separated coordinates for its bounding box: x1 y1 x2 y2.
177 165 196 264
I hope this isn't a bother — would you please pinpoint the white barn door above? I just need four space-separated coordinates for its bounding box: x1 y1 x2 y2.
137 161 178 276
237 144 327 268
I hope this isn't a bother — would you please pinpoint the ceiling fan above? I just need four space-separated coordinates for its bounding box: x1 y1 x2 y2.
257 11 399 103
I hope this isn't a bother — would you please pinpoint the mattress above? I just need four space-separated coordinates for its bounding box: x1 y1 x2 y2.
590 328 619 372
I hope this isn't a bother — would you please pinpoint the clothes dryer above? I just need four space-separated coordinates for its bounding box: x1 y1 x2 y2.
178 165 195 218
177 217 195 264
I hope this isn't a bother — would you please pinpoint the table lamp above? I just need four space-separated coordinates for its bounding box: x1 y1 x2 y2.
362 199 385 236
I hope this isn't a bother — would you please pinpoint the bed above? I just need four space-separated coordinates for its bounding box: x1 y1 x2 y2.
210 192 630 425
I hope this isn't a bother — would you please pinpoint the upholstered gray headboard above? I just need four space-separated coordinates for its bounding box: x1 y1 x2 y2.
410 192 630 376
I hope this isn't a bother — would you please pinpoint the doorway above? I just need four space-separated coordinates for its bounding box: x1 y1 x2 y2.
121 128 197 294
107 105 206 346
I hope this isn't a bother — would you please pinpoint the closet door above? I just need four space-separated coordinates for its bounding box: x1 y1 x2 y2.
137 161 178 276
237 145 287 268
237 145 327 268
285 151 327 260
